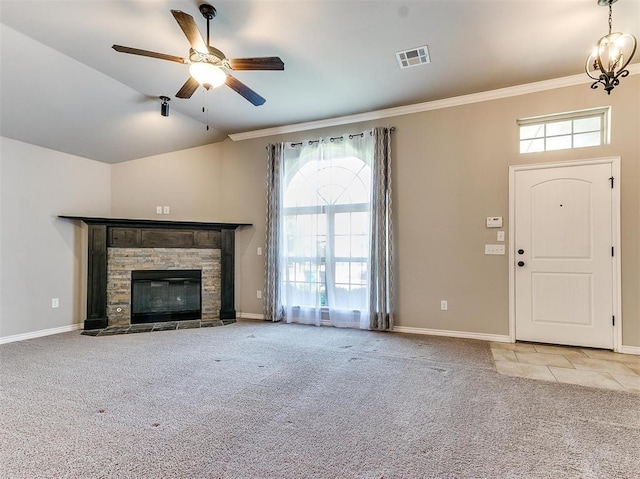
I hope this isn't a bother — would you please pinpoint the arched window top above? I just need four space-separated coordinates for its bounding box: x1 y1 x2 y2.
284 153 371 208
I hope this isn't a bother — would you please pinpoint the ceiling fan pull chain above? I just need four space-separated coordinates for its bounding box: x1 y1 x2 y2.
202 105 208 131
202 92 211 131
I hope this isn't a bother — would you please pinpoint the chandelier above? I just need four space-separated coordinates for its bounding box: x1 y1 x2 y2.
585 0 637 94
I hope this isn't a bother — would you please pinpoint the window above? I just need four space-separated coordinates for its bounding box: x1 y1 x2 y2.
518 107 610 154
265 127 394 330
283 147 371 311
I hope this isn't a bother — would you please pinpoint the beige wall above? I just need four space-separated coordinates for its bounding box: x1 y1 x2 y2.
110 139 267 317
110 142 225 221
110 77 640 347
389 81 639 344
5 76 638 347
0 137 111 338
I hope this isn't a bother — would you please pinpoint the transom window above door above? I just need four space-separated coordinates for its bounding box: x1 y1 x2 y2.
518 107 610 154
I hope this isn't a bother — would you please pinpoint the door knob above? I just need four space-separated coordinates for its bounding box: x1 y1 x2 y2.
517 249 524 255
517 261 525 267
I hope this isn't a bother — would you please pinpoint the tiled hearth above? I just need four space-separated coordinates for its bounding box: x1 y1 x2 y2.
81 319 224 336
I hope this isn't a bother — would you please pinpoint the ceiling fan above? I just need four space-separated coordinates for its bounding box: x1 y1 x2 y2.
112 3 284 106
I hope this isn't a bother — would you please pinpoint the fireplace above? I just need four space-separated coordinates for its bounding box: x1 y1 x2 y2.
131 270 202 324
58 216 251 330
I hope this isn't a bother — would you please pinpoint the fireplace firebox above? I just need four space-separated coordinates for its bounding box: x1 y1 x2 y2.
131 270 202 324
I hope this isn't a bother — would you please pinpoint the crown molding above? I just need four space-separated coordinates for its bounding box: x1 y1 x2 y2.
229 63 640 142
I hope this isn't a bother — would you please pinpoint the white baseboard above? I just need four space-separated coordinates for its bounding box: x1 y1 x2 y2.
238 312 265 320
2 320 635 354
0 323 83 345
393 326 511 343
236 316 511 342
619 345 640 356
392 326 640 354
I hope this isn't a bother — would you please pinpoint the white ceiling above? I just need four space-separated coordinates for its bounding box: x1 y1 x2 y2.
1 0 638 163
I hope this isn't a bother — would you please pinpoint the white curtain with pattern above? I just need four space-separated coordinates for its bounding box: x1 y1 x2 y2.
264 128 393 330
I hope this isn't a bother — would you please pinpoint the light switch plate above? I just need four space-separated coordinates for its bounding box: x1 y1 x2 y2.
485 244 505 255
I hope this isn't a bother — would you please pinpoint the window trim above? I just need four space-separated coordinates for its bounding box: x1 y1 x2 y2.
517 106 611 154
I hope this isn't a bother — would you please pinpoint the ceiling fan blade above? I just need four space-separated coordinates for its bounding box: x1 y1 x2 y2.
171 10 207 53
112 45 187 64
227 57 285 71
225 75 266 106
176 77 200 99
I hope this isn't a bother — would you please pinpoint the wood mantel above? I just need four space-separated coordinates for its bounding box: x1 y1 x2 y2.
59 216 251 330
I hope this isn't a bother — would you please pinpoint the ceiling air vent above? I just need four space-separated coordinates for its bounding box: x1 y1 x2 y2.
396 45 430 69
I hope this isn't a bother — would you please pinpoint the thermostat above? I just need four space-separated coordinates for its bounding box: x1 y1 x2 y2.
486 217 503 228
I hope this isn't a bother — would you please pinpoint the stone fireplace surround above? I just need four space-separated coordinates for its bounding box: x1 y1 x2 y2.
59 216 250 330
108 248 219 327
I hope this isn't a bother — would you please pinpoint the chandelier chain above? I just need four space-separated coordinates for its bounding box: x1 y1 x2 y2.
608 1 612 35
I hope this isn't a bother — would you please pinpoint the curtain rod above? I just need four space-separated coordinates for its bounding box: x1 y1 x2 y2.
273 127 396 149
329 127 397 142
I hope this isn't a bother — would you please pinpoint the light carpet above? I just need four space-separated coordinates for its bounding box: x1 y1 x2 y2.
1 320 639 478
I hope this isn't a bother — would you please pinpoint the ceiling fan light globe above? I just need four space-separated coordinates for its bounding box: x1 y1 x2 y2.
189 63 226 88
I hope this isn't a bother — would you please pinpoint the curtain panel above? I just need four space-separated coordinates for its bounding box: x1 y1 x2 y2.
264 127 394 331
264 143 284 322
369 127 394 331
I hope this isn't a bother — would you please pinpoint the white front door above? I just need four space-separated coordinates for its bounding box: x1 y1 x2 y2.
514 162 614 349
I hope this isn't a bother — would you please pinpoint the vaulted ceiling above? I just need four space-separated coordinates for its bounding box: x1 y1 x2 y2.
1 0 638 163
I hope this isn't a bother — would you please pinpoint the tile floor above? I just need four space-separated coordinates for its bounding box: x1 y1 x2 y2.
490 342 640 393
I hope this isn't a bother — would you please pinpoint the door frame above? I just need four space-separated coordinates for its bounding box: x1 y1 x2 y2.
508 157 621 351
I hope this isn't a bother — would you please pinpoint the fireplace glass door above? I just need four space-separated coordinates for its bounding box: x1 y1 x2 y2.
131 270 202 323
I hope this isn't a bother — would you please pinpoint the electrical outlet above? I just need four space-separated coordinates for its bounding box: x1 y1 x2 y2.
163 206 170 215
51 298 59 308
440 300 448 311
257 290 262 299
156 206 162 214
257 247 262 256
497 231 505 242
